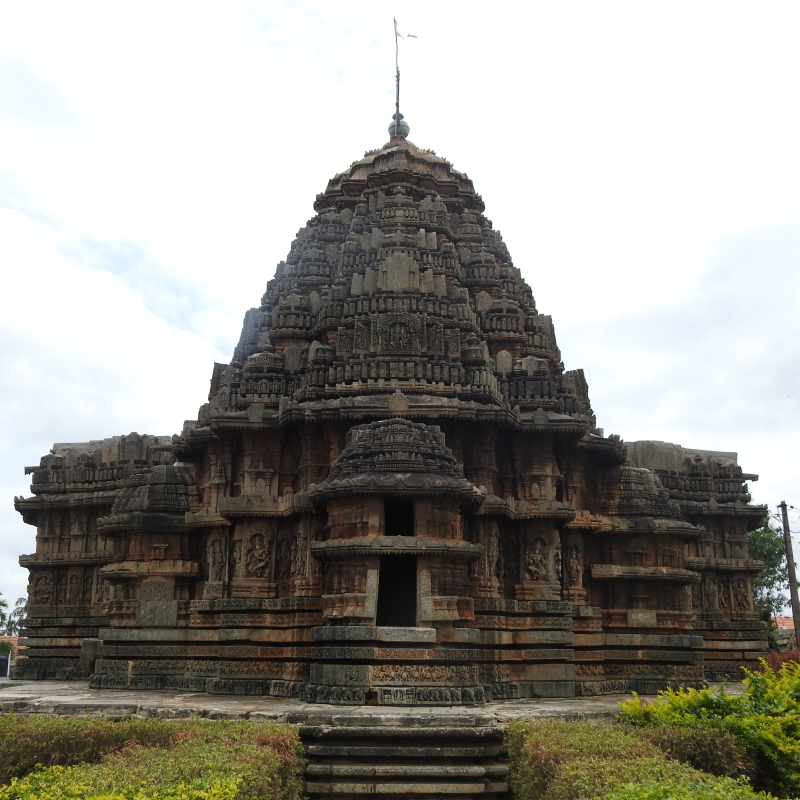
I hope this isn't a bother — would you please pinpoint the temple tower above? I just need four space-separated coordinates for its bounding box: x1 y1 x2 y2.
12 116 768 702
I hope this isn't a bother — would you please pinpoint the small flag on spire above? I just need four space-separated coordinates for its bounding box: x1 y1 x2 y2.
394 18 417 40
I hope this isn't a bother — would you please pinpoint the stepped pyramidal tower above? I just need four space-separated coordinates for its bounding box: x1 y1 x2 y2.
13 114 768 703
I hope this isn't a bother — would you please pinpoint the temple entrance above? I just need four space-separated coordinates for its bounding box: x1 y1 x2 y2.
376 555 417 626
384 500 415 537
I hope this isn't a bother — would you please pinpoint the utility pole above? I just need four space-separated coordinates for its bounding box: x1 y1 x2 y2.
779 501 800 649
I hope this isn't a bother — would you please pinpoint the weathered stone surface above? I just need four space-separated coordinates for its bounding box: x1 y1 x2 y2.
10 118 766 701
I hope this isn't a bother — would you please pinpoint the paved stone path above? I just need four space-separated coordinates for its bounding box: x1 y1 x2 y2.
0 677 742 724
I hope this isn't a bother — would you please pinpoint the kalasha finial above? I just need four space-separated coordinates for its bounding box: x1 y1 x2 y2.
389 112 410 138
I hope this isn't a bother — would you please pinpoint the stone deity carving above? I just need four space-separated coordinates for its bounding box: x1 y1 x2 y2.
525 537 549 582
568 545 582 588
56 575 67 605
32 574 53 605
67 574 80 605
207 538 226 583
733 578 751 611
245 531 270 578
704 577 718 610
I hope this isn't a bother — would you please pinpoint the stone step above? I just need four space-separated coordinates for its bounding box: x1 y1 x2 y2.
305 780 508 795
307 745 503 758
306 764 509 778
300 725 502 739
302 718 509 799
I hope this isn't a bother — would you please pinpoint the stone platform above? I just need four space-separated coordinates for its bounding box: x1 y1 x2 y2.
0 678 742 799
0 676 717 721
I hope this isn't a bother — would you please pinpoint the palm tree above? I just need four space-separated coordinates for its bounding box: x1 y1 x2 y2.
4 598 27 636
0 592 7 631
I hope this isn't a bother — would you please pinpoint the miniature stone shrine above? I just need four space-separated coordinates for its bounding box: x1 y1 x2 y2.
11 116 768 703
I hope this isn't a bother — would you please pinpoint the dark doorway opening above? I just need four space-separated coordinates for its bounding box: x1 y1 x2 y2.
376 555 417 626
384 500 414 537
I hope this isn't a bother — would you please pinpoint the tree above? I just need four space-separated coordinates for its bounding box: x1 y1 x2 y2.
749 517 790 617
6 597 28 636
4 597 27 636
0 593 26 636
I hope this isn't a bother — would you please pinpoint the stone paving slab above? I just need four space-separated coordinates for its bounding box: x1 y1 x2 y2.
0 678 744 725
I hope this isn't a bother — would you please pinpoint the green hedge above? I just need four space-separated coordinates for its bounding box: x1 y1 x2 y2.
0 718 304 800
0 716 175 785
504 719 773 800
598 778 772 800
619 662 800 798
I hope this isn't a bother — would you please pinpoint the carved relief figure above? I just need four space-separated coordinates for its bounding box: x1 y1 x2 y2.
554 545 562 586
717 580 730 610
207 538 226 583
276 537 292 580
83 574 93 605
691 583 701 610
67 574 80 605
230 540 242 580
32 573 53 605
733 577 751 610
486 522 499 580
704 576 718 610
525 537 549 582
377 311 421 355
568 545 583 588
245 530 270 578
56 575 67 605
94 572 106 605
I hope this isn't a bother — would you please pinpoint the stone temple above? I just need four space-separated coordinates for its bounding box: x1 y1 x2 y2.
12 115 768 704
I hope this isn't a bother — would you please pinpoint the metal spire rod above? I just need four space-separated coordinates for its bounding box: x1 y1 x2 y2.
394 18 401 136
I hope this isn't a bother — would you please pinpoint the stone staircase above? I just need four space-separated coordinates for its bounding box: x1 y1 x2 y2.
300 714 509 799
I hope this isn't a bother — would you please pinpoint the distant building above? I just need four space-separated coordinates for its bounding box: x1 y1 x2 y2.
773 616 797 650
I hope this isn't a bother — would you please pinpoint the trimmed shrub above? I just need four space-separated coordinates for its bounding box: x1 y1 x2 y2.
506 719 708 800
0 719 304 800
0 716 175 785
641 724 755 780
618 662 800 798
598 777 771 800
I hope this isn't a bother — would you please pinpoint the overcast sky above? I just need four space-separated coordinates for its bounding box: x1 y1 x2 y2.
2 1 799 604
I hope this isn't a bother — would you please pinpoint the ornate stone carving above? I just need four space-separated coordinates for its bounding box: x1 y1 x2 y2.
245 527 271 578
206 537 227 583
377 310 422 355
524 536 549 582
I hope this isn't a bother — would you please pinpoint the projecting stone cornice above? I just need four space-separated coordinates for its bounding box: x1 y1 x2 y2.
684 557 765 572
100 558 199 580
20 552 115 567
96 511 189 533
217 492 314 518
476 496 577 521
590 565 701 582
608 517 703 538
190 397 592 435
310 536 483 559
